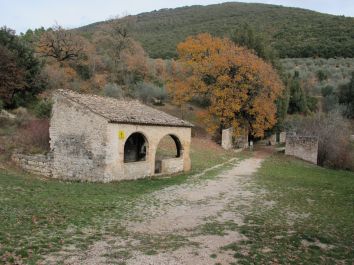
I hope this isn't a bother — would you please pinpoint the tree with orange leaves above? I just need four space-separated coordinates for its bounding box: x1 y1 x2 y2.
168 33 284 138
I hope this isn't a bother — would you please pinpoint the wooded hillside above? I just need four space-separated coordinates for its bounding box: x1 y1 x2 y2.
78 2 354 59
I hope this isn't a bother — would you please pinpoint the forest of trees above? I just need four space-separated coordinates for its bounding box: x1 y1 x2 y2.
79 2 354 59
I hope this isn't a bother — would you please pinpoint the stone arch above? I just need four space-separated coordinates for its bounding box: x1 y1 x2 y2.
154 134 183 174
124 132 148 163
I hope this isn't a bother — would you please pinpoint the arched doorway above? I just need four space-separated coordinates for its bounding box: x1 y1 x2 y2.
155 134 183 173
124 132 148 163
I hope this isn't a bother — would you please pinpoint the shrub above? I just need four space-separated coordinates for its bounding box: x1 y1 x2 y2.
286 112 353 170
104 83 124 99
316 70 328 81
75 64 92 80
33 100 52 118
132 82 167 104
17 119 50 153
321 85 334 97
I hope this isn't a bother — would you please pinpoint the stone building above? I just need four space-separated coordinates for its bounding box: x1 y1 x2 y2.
47 89 193 182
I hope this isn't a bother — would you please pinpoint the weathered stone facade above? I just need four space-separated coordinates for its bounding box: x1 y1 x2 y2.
285 135 318 164
47 90 192 182
105 123 191 181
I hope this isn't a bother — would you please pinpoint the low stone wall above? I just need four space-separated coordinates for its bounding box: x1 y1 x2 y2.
12 153 53 177
161 157 184 174
285 136 318 164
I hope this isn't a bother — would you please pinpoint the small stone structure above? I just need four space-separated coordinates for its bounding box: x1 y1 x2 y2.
268 132 286 145
14 90 193 182
285 135 318 164
221 128 248 150
350 135 354 142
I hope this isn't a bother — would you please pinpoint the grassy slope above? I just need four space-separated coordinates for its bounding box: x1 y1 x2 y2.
79 2 354 59
224 153 354 264
0 137 235 264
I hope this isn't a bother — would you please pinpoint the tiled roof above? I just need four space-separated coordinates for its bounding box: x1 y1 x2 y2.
57 89 193 127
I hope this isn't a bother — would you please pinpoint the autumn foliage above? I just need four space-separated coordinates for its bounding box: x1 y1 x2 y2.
167 33 284 137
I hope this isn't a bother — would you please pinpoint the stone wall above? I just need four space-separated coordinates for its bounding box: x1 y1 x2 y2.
50 93 108 182
12 153 53 177
285 136 318 164
161 157 184 174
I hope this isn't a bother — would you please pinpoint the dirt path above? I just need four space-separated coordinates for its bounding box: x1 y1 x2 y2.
43 149 271 265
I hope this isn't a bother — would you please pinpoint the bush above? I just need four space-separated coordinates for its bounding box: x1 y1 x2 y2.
104 83 124 99
33 100 52 118
75 64 92 80
17 119 50 153
321 85 334 97
132 82 167 104
286 112 353 170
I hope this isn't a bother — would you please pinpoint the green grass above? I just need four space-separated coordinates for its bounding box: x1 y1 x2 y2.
224 154 354 264
0 138 235 264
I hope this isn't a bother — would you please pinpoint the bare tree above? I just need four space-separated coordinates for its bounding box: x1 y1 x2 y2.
37 24 84 62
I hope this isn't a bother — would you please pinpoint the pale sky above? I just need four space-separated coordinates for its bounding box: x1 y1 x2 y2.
0 0 353 34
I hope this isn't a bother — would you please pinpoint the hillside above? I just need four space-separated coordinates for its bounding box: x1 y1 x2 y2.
78 2 354 59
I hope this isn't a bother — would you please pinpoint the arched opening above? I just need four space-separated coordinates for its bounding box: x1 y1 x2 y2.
155 134 183 174
124 132 148 163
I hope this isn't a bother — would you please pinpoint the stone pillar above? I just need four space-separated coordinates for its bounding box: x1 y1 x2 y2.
221 128 233 150
279 132 286 143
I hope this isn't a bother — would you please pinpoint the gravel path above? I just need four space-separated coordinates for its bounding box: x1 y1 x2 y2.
42 150 270 265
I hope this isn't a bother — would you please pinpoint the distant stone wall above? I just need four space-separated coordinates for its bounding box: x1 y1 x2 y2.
222 128 248 149
285 136 318 164
279 132 286 143
12 153 53 177
267 132 286 145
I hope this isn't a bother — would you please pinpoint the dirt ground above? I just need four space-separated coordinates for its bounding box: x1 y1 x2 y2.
43 149 271 265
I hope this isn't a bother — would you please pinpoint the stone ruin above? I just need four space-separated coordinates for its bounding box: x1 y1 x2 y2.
221 127 248 150
285 135 319 164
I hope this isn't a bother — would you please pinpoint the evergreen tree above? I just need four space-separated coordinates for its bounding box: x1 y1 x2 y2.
0 27 44 108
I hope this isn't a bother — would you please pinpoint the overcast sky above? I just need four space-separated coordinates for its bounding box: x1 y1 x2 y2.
1 0 353 34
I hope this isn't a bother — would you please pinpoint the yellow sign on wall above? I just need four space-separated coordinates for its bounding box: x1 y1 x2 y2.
118 131 125 140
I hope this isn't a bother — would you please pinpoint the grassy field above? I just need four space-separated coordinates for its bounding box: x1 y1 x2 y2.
0 137 235 264
224 153 354 264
